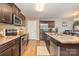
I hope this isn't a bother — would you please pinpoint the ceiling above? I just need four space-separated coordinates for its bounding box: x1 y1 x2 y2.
15 3 79 19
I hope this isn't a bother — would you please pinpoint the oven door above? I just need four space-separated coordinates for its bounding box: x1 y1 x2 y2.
20 36 26 56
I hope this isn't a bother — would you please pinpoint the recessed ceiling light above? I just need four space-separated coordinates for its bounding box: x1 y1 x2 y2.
34 3 44 12
74 18 77 21
77 17 79 20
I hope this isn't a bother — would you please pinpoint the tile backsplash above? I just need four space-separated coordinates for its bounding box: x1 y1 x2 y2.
0 23 20 29
0 23 26 36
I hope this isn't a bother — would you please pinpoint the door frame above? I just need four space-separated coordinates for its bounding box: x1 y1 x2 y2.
26 16 40 40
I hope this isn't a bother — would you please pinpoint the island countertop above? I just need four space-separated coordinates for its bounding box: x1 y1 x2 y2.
45 32 79 44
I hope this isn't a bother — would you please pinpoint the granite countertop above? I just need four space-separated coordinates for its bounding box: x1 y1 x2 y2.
0 35 20 45
45 32 79 44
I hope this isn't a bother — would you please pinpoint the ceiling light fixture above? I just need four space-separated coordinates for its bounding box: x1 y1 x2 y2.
74 18 77 21
34 3 44 12
77 17 79 20
74 17 79 21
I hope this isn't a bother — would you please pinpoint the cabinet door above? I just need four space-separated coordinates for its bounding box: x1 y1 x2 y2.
12 45 19 56
0 4 2 22
50 40 58 56
2 4 12 24
12 5 20 16
0 47 12 56
45 40 50 52
12 39 19 56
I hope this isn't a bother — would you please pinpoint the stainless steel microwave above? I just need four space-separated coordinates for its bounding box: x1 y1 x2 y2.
12 14 22 26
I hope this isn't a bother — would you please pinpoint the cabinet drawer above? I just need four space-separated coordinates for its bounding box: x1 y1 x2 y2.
60 47 79 56
0 40 15 53
0 47 12 56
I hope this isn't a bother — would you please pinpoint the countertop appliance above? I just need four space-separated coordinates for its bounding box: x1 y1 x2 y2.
12 14 22 26
5 29 17 36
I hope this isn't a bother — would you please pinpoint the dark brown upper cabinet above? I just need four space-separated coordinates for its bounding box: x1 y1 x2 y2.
12 4 21 16
0 3 25 25
0 4 12 24
40 21 55 28
11 4 25 26
0 4 2 21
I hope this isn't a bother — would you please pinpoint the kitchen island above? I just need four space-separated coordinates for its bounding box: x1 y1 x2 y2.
45 32 79 56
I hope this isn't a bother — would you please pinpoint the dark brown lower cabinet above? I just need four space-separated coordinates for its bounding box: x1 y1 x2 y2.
45 40 50 52
12 45 19 56
60 44 79 56
0 37 20 56
0 47 12 56
12 38 20 56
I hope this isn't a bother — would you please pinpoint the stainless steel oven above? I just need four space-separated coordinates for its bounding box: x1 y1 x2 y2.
19 34 27 56
5 29 17 36
12 14 22 26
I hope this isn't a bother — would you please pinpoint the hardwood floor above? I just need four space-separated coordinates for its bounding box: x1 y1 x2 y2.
23 40 49 56
23 40 40 56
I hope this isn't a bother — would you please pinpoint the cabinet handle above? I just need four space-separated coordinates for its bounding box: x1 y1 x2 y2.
2 19 5 21
13 46 16 49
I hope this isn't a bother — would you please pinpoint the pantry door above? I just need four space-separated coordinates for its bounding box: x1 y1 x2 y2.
27 17 40 40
